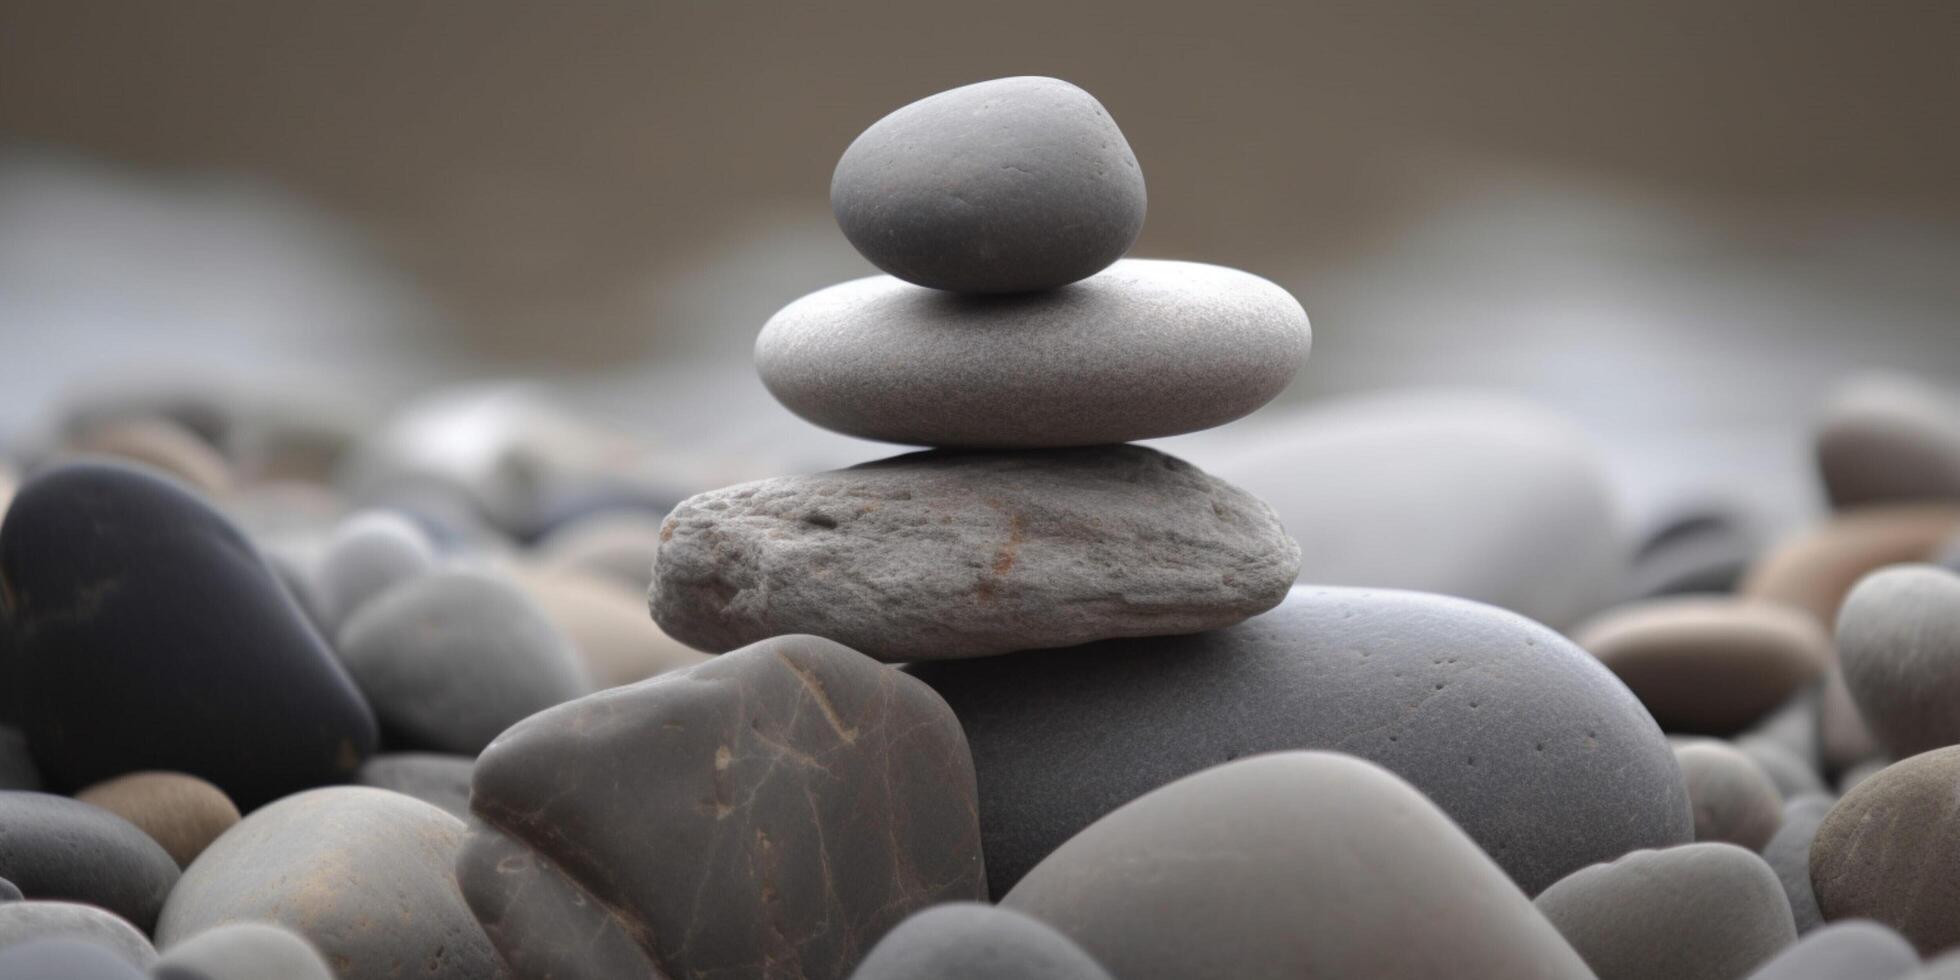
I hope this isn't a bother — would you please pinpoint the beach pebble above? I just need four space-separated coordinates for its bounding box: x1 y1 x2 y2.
69 417 232 496
1675 740 1784 849
1743 920 1918 980
653 445 1299 661
1628 506 1762 599
1836 564 1960 758
1838 757 1890 794
157 787 505 979
1815 372 1960 509
0 938 148 979
1736 736 1829 800
0 792 179 933
831 76 1145 294
1819 665 1884 774
355 753 474 821
74 772 239 869
913 586 1690 897
1739 504 1960 626
1574 597 1831 734
849 903 1112 980
1003 752 1591 979
1812 745 1960 954
459 634 984 980
755 260 1308 448
151 922 334 980
533 511 666 591
512 567 709 687
1763 794 1834 934
335 569 591 755
1534 843 1796 980
0 902 154 969
315 509 437 628
0 462 376 807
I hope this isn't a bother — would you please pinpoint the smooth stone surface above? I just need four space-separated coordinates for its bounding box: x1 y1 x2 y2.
0 462 376 806
1182 391 1626 631
1575 597 1831 734
157 787 506 980
534 511 666 591
0 792 179 933
1739 504 1960 627
914 586 1691 897
1004 752 1591 980
1535 844 1796 980
1816 373 1960 509
1629 507 1761 599
653 445 1300 661
756 260 1309 448
0 938 147 979
461 634 985 980
1837 564 1960 758
355 753 475 821
69 417 232 496
336 569 591 755
1745 920 1918 980
1744 688 1824 775
0 878 17 903
831 76 1145 294
1675 741 1784 849
850 903 1111 980
315 509 437 628
75 772 238 869
152 922 334 980
0 902 155 969
1812 746 1960 954
512 567 709 687
1736 736 1829 800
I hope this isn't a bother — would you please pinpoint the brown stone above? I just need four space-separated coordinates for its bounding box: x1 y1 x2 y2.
1739 504 1960 627
1574 597 1831 734
76 771 240 869
1811 745 1960 954
1673 741 1782 850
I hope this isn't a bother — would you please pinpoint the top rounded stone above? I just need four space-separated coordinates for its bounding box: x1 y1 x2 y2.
831 76 1146 294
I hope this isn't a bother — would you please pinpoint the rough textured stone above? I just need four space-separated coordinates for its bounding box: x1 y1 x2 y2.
0 461 377 807
830 76 1145 294
1837 564 1960 758
1812 746 1960 954
0 902 155 969
755 260 1309 448
460 634 985 980
315 509 437 628
1535 844 1796 980
1675 740 1784 849
913 586 1691 897
356 753 475 820
1628 506 1761 600
1003 752 1592 980
75 772 239 869
849 904 1111 980
1575 597 1831 734
335 569 591 755
152 922 334 980
0 938 148 979
513 567 708 687
1816 372 1960 509
653 445 1300 661
1739 504 1960 627
1744 920 1918 980
0 792 179 933
157 787 506 980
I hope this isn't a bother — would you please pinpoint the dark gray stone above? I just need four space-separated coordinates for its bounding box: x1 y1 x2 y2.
335 569 590 755
1812 745 1960 954
1534 844 1796 980
652 445 1300 662
1745 920 1918 980
849 904 1111 980
460 634 985 980
315 509 436 628
0 792 178 933
1003 752 1591 979
1763 794 1834 934
356 752 475 820
0 938 147 979
152 922 334 980
1675 740 1783 849
1815 373 1960 509
156 787 506 980
755 260 1309 448
0 902 154 970
1629 507 1761 599
1836 564 1960 759
830 76 1145 294
912 586 1692 897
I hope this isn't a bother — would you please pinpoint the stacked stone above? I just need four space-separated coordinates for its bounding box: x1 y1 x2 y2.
651 75 1313 662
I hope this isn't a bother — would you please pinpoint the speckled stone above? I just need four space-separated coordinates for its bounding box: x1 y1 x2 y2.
1535 844 1796 980
1811 746 1960 954
0 792 179 933
1675 741 1784 849
831 76 1145 294
156 787 506 980
1744 920 1918 980
913 587 1691 897
152 922 334 980
1004 752 1592 980
849 904 1111 980
356 753 475 821
1815 372 1960 509
75 772 239 869
315 509 437 628
1739 504 1960 627
653 445 1300 661
755 260 1309 448
460 634 985 980
1837 564 1960 758
0 938 148 979
1574 597 1831 734
0 902 155 969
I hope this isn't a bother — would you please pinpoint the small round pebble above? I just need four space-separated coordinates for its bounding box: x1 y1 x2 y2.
0 792 179 933
850 903 1113 980
1763 794 1835 934
1836 564 1960 758
0 938 147 979
1574 597 1831 734
1744 920 1918 980
0 901 155 970
152 922 334 980
1675 740 1785 849
1812 745 1960 954
831 76 1145 294
355 752 474 821
75 772 240 869
315 509 437 628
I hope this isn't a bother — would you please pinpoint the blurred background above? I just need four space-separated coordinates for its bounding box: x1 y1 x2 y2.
2 0 1958 539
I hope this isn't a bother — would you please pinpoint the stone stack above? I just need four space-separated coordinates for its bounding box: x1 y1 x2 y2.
651 75 1312 662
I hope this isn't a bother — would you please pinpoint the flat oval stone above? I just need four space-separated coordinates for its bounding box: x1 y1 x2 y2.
0 792 179 933
1003 752 1592 980
0 462 377 807
0 902 155 970
1575 598 1831 734
1764 794 1835 934
850 904 1112 980
512 567 709 688
1816 372 1960 509
754 260 1310 448
315 509 437 628
156 787 506 980
153 922 334 980
1739 504 1960 627
1675 740 1783 849
1535 844 1796 980
830 76 1145 294
1837 564 1960 758
912 586 1691 897
356 752 474 821
1812 745 1960 954
652 445 1300 661
460 634 985 980
1746 920 1918 980
0 938 148 979
75 772 240 869
335 569 591 755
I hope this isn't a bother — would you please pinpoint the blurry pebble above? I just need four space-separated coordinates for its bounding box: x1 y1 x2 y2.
355 752 474 821
1820 664 1884 775
533 510 666 591
1837 564 1960 758
0 792 178 932
0 879 17 903
512 567 708 688
0 938 148 979
1812 745 1960 954
69 417 230 496
1763 794 1835 934
1837 757 1890 794
315 509 437 628
1815 372 1960 509
1745 920 1918 980
1736 736 1829 800
1740 504 1960 626
1574 597 1830 734
75 772 240 869
151 921 334 980
1675 741 1783 849
850 903 1113 980
1744 688 1824 773
1629 506 1762 599
0 901 155 969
